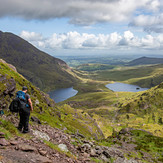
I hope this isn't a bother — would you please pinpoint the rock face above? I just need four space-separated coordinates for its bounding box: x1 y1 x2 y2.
0 74 16 109
0 59 17 72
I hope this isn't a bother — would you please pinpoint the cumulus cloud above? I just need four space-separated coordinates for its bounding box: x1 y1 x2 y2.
0 0 161 25
129 1 163 33
20 30 163 53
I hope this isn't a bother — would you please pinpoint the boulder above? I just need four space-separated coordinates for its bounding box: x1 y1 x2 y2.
31 116 41 124
81 143 91 153
95 146 103 155
58 144 69 152
119 128 133 135
0 138 10 146
0 132 5 138
16 144 37 152
10 140 19 145
39 150 48 156
90 149 98 157
103 150 111 158
35 99 40 105
32 130 50 141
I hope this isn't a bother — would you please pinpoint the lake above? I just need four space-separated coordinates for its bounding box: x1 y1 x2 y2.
106 82 149 92
48 87 78 103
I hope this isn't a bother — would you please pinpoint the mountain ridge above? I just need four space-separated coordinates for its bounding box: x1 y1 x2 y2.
0 31 77 92
127 56 163 66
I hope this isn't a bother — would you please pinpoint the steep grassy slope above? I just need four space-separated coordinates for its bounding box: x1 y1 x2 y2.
117 82 163 129
127 56 163 66
0 31 77 92
64 79 163 138
0 59 104 139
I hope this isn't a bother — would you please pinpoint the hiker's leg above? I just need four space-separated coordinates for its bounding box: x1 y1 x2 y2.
18 111 24 131
23 111 30 133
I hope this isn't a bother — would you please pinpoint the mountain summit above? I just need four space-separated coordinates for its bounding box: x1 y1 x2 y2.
0 31 77 91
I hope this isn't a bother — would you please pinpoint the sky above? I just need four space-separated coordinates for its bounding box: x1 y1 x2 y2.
0 0 163 57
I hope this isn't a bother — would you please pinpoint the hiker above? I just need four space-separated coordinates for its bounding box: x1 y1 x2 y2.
17 86 33 133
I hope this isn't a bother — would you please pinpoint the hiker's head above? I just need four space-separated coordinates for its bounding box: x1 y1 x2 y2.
22 86 28 93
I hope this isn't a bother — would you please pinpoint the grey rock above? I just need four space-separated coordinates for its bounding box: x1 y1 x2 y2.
90 149 98 157
31 116 41 124
39 150 48 156
81 143 91 153
17 144 37 152
10 140 19 145
119 128 133 135
101 154 110 162
107 147 124 158
3 77 16 97
32 130 50 141
36 155 52 163
0 132 5 138
95 145 103 155
58 144 68 152
0 138 10 146
103 150 111 158
115 157 140 163
35 99 40 105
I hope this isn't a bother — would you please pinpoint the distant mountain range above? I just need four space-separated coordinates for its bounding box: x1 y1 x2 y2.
127 56 163 66
0 31 77 91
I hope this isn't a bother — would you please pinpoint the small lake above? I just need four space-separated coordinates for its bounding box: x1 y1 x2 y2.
48 87 78 103
106 82 149 92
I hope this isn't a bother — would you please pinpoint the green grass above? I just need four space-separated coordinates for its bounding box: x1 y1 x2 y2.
75 64 163 88
76 63 115 71
131 130 163 162
0 60 105 140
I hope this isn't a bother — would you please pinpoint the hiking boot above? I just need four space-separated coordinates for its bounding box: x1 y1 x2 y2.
22 130 30 134
17 127 22 132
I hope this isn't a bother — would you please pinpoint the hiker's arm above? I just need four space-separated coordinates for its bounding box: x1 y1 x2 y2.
28 98 33 111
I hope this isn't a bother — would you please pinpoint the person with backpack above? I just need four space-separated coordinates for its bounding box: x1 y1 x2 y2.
17 86 33 133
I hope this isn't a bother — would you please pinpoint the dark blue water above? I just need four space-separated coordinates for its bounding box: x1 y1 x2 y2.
106 82 149 92
48 87 78 103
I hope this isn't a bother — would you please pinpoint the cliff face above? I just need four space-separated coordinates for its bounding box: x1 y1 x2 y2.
0 31 77 91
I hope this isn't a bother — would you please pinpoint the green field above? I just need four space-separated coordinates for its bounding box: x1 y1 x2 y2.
74 64 163 88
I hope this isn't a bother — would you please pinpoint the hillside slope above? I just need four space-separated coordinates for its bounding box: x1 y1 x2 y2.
0 60 163 162
0 31 77 91
127 56 163 66
0 59 104 139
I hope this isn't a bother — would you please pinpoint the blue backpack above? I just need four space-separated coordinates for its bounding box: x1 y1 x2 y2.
9 91 29 112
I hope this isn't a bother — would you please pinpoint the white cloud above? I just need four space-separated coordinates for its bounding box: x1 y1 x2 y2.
130 14 163 27
20 30 163 54
0 0 161 26
20 30 43 41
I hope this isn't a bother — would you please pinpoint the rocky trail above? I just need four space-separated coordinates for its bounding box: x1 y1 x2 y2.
0 114 158 163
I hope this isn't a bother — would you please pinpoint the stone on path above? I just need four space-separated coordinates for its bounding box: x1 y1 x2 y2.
58 144 69 152
0 138 10 146
17 144 37 152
